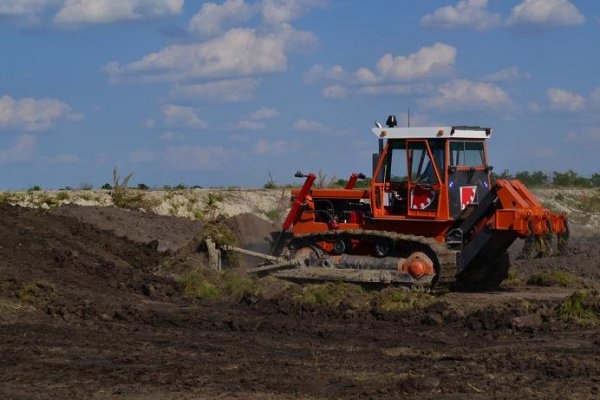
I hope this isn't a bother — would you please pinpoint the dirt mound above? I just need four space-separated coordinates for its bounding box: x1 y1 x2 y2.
1 203 600 399
50 204 204 253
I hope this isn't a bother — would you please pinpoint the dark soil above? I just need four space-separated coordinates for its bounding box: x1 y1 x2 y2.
1 203 600 399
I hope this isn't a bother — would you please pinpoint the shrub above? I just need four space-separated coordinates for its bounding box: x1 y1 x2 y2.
110 167 149 210
56 190 70 201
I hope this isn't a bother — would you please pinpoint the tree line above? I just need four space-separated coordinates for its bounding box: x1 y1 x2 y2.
330 169 600 189
491 169 600 188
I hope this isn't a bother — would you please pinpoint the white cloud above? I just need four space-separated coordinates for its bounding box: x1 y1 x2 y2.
0 95 81 131
507 0 584 28
304 64 348 83
373 42 456 82
249 107 279 120
546 87 585 111
159 131 178 141
261 0 327 25
233 120 265 130
421 0 501 31
253 139 291 155
163 145 236 169
484 67 530 82
169 79 260 103
0 0 50 18
423 79 510 110
358 84 419 96
589 87 600 108
0 134 37 163
233 106 279 131
106 27 317 83
188 0 254 36
293 118 327 133
309 44 454 100
161 104 208 129
54 0 183 25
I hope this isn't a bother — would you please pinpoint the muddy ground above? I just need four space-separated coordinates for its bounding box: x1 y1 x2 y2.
1 203 600 399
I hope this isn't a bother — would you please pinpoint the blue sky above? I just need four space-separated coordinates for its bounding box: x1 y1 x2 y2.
0 0 598 189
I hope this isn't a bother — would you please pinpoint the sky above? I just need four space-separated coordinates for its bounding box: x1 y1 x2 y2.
0 0 599 189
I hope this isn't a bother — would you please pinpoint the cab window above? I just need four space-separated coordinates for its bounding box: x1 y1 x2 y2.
450 141 485 167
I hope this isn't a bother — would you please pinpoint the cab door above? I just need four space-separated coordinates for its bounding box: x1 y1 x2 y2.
406 140 443 218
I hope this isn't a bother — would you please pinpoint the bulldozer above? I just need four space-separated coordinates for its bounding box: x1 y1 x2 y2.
216 115 569 290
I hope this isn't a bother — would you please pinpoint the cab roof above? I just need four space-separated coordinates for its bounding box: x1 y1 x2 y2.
371 126 491 140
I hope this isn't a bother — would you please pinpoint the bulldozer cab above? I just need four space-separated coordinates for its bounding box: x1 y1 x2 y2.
371 124 492 221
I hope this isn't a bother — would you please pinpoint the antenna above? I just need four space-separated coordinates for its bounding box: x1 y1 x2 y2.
407 108 410 127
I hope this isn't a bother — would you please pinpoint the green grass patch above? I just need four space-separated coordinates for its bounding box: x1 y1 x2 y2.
500 266 522 288
179 268 260 301
527 270 577 287
180 269 222 299
377 288 437 313
17 280 54 304
556 290 599 324
293 282 367 309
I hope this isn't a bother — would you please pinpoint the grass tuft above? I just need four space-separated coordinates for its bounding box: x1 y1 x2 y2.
527 270 577 287
377 288 437 313
556 290 599 324
293 282 366 309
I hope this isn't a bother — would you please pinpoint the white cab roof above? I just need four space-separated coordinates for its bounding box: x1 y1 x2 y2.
371 126 491 139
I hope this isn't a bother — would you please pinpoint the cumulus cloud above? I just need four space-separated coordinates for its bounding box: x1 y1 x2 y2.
105 27 317 83
423 79 510 110
370 43 456 82
169 79 260 103
546 87 585 111
0 95 81 131
358 84 424 96
253 139 291 155
507 0 584 28
304 64 348 83
233 106 279 130
589 87 600 109
293 118 327 133
53 0 183 25
309 43 456 100
188 0 255 36
261 0 327 25
483 67 530 82
249 107 279 120
0 134 37 163
420 0 502 31
0 0 50 20
161 104 208 129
